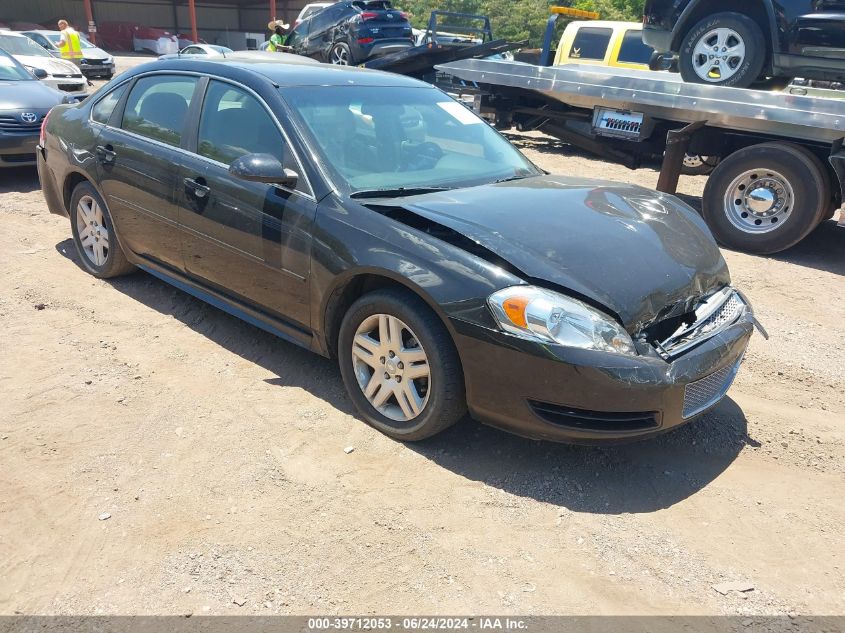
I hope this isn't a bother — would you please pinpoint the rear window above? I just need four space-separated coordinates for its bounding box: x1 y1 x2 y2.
121 75 198 147
352 0 392 8
617 29 654 65
569 27 612 61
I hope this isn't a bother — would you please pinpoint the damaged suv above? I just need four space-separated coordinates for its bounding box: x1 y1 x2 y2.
37 58 764 443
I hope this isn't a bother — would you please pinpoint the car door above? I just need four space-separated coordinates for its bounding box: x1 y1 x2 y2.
791 0 845 59
176 78 317 329
94 73 200 271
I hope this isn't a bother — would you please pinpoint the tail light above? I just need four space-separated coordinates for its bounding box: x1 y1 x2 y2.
40 108 52 147
399 11 408 19
360 11 379 20
358 37 374 44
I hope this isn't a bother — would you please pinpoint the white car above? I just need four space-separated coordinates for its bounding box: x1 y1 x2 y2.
157 44 235 60
178 44 233 56
295 2 333 25
20 30 114 79
0 30 86 95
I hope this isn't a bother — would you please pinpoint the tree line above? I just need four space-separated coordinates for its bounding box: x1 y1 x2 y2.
399 0 644 46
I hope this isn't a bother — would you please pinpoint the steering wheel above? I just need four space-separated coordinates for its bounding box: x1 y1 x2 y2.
398 141 444 171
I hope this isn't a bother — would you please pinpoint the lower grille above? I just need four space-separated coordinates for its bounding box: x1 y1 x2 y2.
528 401 659 433
682 358 742 418
0 115 44 135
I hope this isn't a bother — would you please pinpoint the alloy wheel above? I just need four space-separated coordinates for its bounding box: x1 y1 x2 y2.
692 28 746 82
351 314 431 422
76 194 110 266
331 45 349 65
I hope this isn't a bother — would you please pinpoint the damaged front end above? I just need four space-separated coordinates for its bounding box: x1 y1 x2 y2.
643 286 768 362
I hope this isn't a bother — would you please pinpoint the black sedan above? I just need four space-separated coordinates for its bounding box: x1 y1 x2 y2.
0 48 69 168
37 57 763 443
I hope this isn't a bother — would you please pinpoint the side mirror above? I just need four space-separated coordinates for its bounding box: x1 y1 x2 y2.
32 68 48 79
229 153 298 187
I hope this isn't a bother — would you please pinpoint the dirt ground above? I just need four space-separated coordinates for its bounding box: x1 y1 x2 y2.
0 57 844 617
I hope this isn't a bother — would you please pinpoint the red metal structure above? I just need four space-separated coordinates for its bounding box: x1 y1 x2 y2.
78 1 290 48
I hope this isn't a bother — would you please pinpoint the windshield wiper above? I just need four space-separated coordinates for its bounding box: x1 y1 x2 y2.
350 186 453 199
493 174 532 184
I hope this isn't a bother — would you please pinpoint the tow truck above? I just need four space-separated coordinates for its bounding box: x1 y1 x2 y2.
437 7 845 254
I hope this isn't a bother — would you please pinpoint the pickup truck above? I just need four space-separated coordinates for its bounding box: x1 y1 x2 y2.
643 0 845 88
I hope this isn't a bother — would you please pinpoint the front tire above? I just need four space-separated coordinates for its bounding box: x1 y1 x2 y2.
702 143 831 254
338 288 466 441
679 12 766 88
70 182 136 278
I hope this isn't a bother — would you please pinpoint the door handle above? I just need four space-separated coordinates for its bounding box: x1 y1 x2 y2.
184 177 210 198
95 145 116 163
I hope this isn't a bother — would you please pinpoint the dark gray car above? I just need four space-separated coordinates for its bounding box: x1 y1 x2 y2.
0 48 68 167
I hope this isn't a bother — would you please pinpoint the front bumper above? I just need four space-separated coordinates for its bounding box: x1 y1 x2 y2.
80 61 114 77
0 132 39 167
453 311 754 443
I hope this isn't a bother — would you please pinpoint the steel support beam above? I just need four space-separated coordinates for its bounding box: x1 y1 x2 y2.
188 0 198 43
83 0 96 44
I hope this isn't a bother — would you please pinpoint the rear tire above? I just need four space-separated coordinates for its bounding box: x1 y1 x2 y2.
338 288 466 441
702 143 831 254
329 42 353 65
70 182 136 278
679 12 766 88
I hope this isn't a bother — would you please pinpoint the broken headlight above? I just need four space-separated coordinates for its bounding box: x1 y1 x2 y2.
488 286 635 355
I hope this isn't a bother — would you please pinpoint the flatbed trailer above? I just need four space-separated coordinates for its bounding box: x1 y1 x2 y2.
436 58 845 254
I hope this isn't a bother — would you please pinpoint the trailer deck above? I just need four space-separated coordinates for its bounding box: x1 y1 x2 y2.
438 59 845 144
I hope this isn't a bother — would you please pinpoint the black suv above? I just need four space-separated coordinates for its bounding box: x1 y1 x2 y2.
643 0 845 88
286 0 413 65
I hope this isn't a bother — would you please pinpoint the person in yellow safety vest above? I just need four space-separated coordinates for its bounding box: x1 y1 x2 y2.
56 19 83 64
266 20 290 52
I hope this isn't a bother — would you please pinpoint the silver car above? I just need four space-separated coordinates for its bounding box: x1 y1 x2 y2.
20 29 114 79
0 30 87 95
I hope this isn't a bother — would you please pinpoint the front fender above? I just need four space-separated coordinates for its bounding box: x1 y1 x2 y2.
309 195 523 356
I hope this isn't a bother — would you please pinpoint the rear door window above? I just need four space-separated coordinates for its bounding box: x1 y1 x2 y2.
617 29 654 65
120 75 199 147
569 27 612 61
92 83 128 125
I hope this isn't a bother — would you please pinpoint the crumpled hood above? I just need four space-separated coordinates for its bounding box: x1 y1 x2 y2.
15 55 79 75
399 175 729 332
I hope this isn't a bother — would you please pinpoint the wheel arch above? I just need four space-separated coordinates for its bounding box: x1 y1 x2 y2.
62 170 94 216
672 0 779 62
319 268 463 360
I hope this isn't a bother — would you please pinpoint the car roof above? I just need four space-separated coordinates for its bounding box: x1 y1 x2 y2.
150 55 431 88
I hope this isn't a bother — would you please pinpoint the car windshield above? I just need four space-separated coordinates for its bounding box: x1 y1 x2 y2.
47 33 98 49
209 45 233 53
283 85 539 194
0 33 52 57
0 53 34 80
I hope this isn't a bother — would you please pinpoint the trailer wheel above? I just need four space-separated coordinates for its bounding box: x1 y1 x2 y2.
682 154 719 176
702 143 831 254
679 12 766 88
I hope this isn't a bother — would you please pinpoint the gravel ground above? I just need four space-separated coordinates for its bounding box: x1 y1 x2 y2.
0 57 843 616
